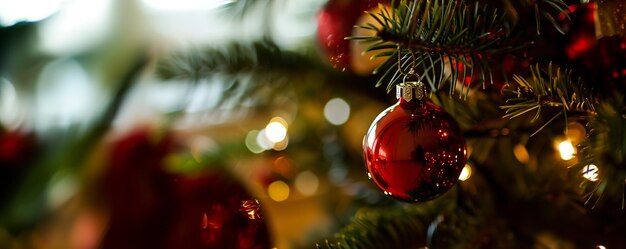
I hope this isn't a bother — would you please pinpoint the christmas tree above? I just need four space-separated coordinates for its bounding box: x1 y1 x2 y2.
1 0 625 248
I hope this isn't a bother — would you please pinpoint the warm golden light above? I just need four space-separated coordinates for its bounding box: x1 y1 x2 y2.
582 164 599 182
265 120 287 143
558 140 576 160
268 180 290 202
295 171 319 196
513 144 529 164
458 164 472 181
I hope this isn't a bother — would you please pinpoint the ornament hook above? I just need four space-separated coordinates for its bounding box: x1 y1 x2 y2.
395 44 427 101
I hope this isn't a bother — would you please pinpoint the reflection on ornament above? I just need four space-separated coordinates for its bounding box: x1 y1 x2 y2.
363 82 466 202
597 245 606 249
582 164 599 182
557 140 576 161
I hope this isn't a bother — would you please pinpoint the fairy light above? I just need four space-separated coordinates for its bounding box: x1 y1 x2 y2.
458 164 472 181
582 164 599 182
557 140 576 160
324 98 351 125
596 245 606 249
268 181 290 202
265 117 288 143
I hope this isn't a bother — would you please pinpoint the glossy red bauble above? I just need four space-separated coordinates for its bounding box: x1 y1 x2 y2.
363 88 466 202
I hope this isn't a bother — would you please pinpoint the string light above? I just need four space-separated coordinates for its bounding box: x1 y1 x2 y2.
458 164 472 181
557 140 576 160
582 164 599 182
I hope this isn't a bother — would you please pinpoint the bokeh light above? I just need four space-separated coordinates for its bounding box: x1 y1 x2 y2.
295 171 319 196
582 164 599 182
245 130 264 154
513 144 530 164
265 120 287 143
257 129 275 150
323 98 350 125
557 140 575 161
458 164 472 181
268 180 290 202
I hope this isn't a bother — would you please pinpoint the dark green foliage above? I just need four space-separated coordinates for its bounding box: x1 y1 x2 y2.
351 0 512 96
316 204 439 249
573 95 626 208
501 63 597 136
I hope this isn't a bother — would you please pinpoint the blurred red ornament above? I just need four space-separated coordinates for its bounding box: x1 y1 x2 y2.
0 130 36 168
562 3 598 61
101 129 176 249
317 0 385 72
559 2 626 91
363 82 466 202
168 171 271 249
101 129 271 249
0 129 37 202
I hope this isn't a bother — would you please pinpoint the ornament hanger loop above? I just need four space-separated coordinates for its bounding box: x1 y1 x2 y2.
396 43 420 81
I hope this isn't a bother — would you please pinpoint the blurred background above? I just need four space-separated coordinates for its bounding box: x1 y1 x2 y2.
1 0 626 248
0 1 395 248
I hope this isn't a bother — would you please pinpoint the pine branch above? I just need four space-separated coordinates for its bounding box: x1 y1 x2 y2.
572 95 626 208
156 40 312 80
496 0 570 34
154 40 313 112
351 0 515 97
315 205 439 249
500 63 597 136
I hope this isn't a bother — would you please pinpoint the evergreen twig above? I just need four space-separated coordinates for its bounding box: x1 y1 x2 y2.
500 63 597 136
350 0 513 97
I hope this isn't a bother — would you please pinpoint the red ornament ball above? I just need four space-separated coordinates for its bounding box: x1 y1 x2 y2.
363 82 467 202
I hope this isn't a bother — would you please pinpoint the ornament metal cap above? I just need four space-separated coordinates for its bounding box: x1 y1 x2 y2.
396 81 428 101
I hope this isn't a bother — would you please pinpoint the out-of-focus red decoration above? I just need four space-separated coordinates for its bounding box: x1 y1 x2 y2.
168 171 271 249
317 0 385 72
100 129 176 249
363 83 466 202
562 3 598 61
100 129 271 249
0 129 37 202
560 2 626 91
0 130 35 168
